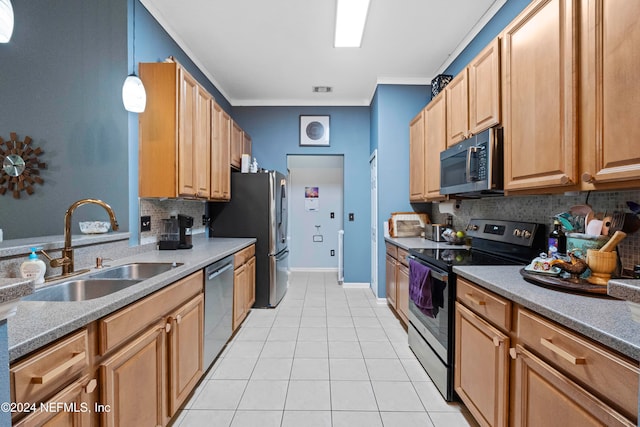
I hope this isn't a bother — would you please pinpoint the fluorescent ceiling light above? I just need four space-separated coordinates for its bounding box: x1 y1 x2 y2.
334 0 370 48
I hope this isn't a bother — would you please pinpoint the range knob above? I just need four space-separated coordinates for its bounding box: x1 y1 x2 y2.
513 229 522 237
468 224 479 231
522 230 532 239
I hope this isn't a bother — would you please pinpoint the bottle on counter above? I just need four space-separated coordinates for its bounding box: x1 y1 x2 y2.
20 247 47 285
548 220 566 257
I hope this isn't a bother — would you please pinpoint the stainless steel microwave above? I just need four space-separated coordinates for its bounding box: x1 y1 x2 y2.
440 127 503 197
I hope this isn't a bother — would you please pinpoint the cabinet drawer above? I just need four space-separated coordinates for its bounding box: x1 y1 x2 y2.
397 248 409 267
11 329 89 404
385 242 398 259
516 307 639 420
456 277 511 332
234 244 255 266
99 271 203 355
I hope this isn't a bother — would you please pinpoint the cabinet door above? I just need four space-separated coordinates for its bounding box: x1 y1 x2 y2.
385 255 397 308
409 110 426 201
502 0 578 192
233 265 247 331
168 294 204 416
396 262 409 325
246 256 256 309
211 102 231 200
455 302 509 427
178 68 198 197
14 375 94 427
580 0 640 187
424 92 447 200
446 69 469 147
511 345 634 427
469 38 501 134
101 321 167 427
194 86 211 198
230 121 243 169
243 132 252 160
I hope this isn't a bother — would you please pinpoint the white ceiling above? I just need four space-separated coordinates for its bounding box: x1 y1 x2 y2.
140 0 505 106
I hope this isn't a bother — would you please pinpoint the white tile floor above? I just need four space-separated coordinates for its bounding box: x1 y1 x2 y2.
173 271 477 427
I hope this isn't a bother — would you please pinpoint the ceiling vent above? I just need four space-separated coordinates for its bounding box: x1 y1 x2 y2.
312 86 333 93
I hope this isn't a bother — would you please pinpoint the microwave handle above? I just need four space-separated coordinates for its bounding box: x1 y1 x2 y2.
466 146 479 182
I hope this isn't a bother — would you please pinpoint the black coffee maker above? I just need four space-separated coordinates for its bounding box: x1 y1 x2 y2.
178 214 193 249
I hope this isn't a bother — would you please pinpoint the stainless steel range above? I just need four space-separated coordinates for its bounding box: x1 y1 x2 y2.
407 219 546 401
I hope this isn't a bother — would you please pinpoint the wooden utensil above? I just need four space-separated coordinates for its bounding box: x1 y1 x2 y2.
599 231 627 252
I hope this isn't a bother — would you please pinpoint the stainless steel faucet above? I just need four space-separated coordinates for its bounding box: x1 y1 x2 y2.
42 198 119 280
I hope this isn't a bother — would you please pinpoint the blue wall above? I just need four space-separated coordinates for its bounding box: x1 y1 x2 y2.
232 107 371 283
0 321 9 427
371 85 430 296
0 0 129 239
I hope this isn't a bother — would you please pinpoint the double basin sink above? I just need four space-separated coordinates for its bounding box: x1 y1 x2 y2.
22 262 183 302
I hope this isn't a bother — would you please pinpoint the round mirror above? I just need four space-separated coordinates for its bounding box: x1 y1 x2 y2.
3 154 26 177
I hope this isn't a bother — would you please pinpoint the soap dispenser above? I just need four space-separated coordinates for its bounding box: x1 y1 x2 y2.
20 247 47 285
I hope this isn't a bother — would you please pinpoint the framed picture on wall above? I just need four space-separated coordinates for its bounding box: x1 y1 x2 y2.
300 115 330 146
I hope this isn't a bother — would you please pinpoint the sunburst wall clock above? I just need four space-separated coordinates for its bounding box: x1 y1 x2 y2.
0 132 46 198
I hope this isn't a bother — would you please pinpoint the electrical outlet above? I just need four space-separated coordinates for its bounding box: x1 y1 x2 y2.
330 249 335 256
140 216 151 232
349 213 354 221
330 212 335 219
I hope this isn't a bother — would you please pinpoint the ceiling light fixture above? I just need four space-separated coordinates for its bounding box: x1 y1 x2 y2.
0 0 14 43
122 0 146 113
313 86 333 93
334 0 370 48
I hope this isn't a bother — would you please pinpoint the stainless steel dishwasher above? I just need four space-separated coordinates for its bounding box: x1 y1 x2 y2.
203 255 234 369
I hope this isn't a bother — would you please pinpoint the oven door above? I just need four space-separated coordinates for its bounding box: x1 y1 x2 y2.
407 257 452 363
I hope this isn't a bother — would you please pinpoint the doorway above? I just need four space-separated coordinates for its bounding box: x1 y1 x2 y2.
287 155 344 271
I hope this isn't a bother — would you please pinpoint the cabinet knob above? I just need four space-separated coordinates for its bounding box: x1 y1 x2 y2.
165 322 172 333
559 175 573 185
176 314 182 324
509 348 517 359
84 378 97 394
581 172 595 183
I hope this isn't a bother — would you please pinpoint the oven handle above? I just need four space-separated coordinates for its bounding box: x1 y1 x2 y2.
408 255 449 282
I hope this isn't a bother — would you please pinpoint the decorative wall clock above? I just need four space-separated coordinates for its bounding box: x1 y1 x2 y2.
0 132 46 198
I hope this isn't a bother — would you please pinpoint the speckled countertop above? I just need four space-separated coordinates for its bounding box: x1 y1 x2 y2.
454 266 640 361
7 236 255 362
384 236 468 251
0 232 130 257
0 279 34 305
608 278 640 304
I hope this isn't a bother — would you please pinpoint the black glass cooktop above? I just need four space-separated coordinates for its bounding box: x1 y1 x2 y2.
409 247 523 271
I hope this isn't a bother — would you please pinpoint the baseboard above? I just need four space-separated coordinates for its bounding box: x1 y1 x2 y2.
375 297 387 305
289 267 338 272
342 282 371 289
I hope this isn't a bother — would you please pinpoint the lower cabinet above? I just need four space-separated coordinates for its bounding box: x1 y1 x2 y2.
456 277 638 427
233 245 256 331
396 261 409 325
384 242 409 325
385 254 397 308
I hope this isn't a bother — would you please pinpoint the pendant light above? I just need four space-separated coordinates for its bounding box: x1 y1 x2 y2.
122 0 146 113
0 0 14 43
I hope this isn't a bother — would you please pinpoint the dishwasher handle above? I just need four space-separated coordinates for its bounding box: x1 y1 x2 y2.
206 262 234 281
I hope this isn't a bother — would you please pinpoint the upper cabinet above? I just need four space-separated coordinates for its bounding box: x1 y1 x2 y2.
579 0 640 189
211 102 231 201
409 111 425 201
139 61 212 199
502 0 579 192
424 93 447 201
446 39 501 147
243 132 252 161
230 121 243 169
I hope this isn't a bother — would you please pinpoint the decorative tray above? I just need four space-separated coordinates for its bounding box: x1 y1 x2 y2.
519 268 616 298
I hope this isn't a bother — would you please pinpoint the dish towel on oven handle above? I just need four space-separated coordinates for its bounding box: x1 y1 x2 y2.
409 259 436 318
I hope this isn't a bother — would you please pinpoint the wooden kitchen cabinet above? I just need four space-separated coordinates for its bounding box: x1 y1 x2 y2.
233 244 256 331
501 0 579 192
446 38 500 147
230 120 243 169
99 271 204 426
211 101 231 200
396 248 410 325
168 294 204 415
243 131 252 160
101 320 168 427
423 92 447 201
409 110 426 201
579 0 640 190
385 254 397 309
455 280 510 427
139 60 212 199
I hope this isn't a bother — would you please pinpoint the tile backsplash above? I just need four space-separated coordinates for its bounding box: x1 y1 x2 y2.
139 199 207 244
428 189 640 271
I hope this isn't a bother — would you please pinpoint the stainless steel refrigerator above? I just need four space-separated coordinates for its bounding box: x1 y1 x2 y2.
207 170 289 308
